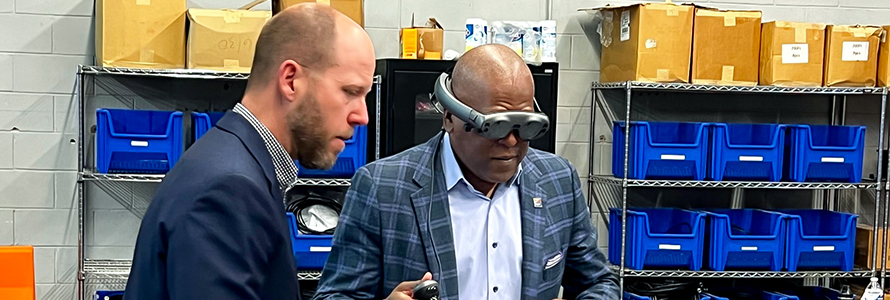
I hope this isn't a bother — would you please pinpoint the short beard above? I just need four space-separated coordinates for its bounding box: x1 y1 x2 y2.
288 89 337 170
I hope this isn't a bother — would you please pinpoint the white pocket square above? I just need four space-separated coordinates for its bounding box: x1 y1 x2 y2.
544 252 563 270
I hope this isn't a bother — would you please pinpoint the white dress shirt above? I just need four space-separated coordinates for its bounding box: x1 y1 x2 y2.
441 132 523 300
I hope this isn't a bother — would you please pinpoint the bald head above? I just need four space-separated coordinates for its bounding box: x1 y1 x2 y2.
238 3 373 165
451 44 534 111
247 3 367 90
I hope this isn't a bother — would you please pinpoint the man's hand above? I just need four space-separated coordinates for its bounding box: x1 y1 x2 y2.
385 272 433 300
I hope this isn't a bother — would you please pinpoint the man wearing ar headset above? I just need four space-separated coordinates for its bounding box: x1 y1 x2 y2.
314 44 618 300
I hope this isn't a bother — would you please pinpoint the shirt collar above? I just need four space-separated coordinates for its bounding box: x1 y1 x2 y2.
441 132 522 191
233 103 299 195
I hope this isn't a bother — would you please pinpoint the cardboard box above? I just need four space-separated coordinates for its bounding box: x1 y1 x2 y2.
824 25 882 87
186 8 271 73
273 0 363 27
596 3 694 83
691 8 762 86
400 17 444 60
95 0 187 69
878 25 890 87
759 21 826 87
855 224 890 269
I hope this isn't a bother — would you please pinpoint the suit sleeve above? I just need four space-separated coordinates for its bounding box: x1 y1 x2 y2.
561 163 620 300
165 174 292 300
313 167 384 300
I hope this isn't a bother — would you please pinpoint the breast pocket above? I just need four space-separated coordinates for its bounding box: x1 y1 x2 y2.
541 251 565 284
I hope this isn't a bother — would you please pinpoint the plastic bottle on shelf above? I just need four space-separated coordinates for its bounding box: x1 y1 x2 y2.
862 277 884 300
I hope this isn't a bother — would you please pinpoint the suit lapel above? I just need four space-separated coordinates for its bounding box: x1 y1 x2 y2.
410 132 460 300
519 161 551 299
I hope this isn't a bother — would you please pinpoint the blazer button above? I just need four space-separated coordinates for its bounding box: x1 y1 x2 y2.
492 242 498 248
493 287 499 293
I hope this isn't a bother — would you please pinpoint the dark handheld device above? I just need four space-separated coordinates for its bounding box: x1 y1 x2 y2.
413 280 440 300
431 72 550 141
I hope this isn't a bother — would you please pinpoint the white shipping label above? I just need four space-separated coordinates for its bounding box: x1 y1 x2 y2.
821 157 845 163
741 246 759 251
658 244 681 250
620 10 630 42
660 154 686 161
645 39 657 49
782 44 809 64
310 246 332 252
813 246 835 252
131 141 149 147
842 41 870 61
739 156 764 162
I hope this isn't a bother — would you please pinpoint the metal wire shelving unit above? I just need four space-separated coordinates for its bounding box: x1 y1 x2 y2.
75 65 382 299
587 81 889 292
610 265 873 279
79 171 352 186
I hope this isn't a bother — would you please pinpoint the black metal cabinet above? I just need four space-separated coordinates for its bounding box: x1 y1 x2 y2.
368 59 559 162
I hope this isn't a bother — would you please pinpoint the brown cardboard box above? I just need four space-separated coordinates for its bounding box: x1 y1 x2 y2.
759 21 826 87
186 8 271 73
878 26 890 86
824 25 882 87
273 0 363 27
596 3 694 83
400 17 444 60
95 0 187 69
855 224 890 269
691 8 762 86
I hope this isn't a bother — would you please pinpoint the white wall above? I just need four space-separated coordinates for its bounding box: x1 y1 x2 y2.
0 0 888 299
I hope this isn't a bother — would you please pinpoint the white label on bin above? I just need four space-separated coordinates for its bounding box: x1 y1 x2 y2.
309 246 332 252
813 246 835 252
782 44 809 64
131 141 149 147
739 156 764 162
821 157 845 163
842 41 870 61
741 246 759 251
658 244 681 250
660 154 686 161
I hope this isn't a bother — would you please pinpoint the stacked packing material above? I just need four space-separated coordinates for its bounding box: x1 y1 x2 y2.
465 18 557 63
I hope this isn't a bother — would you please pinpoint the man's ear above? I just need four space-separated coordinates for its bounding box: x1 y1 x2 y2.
443 112 454 132
278 60 305 104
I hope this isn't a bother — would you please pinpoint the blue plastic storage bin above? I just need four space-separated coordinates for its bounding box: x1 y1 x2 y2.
96 109 183 174
786 125 866 182
286 212 333 269
627 292 728 300
191 111 225 142
705 209 788 271
94 290 124 300
777 287 847 300
710 123 786 181
609 208 706 270
296 125 368 178
709 288 801 300
624 292 650 300
783 210 857 271
612 121 709 180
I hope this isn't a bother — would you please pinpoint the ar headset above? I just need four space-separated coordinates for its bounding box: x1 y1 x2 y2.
431 72 550 141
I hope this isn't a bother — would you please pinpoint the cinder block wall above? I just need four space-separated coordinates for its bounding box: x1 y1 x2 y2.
0 0 886 298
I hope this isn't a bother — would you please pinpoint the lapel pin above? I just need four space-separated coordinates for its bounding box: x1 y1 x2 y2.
533 197 543 208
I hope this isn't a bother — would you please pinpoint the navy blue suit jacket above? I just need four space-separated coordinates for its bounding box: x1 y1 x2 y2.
124 111 300 300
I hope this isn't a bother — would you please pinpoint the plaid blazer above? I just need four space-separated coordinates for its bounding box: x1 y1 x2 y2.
313 132 618 300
